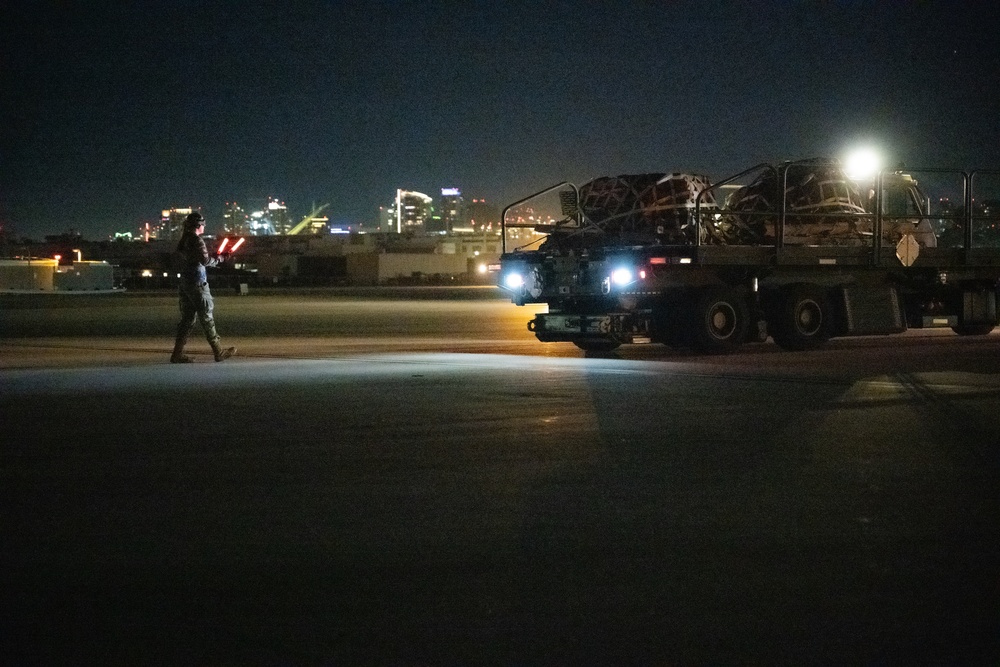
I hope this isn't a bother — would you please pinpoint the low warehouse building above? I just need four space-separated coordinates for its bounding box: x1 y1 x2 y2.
346 253 471 285
0 259 116 292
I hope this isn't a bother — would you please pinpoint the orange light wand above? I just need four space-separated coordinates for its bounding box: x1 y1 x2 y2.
230 237 245 253
218 238 230 253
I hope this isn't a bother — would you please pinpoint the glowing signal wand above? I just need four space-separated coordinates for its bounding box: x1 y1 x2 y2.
230 237 245 253
217 238 230 253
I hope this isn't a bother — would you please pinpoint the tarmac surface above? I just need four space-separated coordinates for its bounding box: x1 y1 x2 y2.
3 288 1000 664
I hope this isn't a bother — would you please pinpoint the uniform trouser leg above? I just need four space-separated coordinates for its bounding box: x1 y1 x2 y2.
172 288 198 359
193 284 234 361
193 284 220 346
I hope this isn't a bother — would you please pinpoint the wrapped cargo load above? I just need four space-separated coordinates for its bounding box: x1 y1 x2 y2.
725 159 870 245
555 172 735 246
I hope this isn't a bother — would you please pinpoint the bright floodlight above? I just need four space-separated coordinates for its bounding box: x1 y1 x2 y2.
504 272 525 289
844 148 881 180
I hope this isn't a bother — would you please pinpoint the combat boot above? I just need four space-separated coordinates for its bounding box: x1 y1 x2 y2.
211 339 237 362
170 338 193 363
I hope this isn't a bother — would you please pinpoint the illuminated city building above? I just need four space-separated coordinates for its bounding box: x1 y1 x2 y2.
223 202 249 235
287 203 331 235
266 198 293 234
427 188 463 234
377 205 395 233
244 198 292 236
139 221 158 241
246 210 277 235
392 190 433 233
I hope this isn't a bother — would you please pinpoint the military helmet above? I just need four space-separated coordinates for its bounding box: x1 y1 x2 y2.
183 212 206 229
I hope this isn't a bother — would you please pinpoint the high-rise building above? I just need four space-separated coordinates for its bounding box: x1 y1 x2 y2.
427 211 445 234
267 198 294 234
377 205 395 233
428 188 463 234
222 202 249 235
392 190 433 233
246 210 277 236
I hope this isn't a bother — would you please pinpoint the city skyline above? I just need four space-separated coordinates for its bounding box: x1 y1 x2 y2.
4 1 999 241
109 185 501 243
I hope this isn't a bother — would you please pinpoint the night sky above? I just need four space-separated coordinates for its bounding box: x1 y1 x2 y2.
3 0 998 240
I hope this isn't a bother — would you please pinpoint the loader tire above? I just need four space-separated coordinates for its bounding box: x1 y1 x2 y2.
952 324 995 336
769 284 831 351
573 339 621 353
688 287 750 354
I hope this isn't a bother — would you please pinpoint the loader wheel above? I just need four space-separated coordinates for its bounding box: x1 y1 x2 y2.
950 287 997 336
952 324 995 336
769 284 831 351
572 339 621 353
688 287 749 354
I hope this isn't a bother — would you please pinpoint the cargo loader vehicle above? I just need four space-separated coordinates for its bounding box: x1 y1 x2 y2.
497 158 1000 352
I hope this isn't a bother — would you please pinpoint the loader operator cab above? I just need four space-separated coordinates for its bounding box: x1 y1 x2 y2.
866 172 938 248
879 173 926 217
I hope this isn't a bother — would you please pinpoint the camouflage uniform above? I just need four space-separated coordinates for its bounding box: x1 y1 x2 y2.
171 221 236 363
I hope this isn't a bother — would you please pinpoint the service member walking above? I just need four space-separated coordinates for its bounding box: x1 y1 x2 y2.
170 211 237 363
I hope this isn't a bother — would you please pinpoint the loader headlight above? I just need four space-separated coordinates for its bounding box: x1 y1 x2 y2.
610 267 634 286
503 272 525 289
